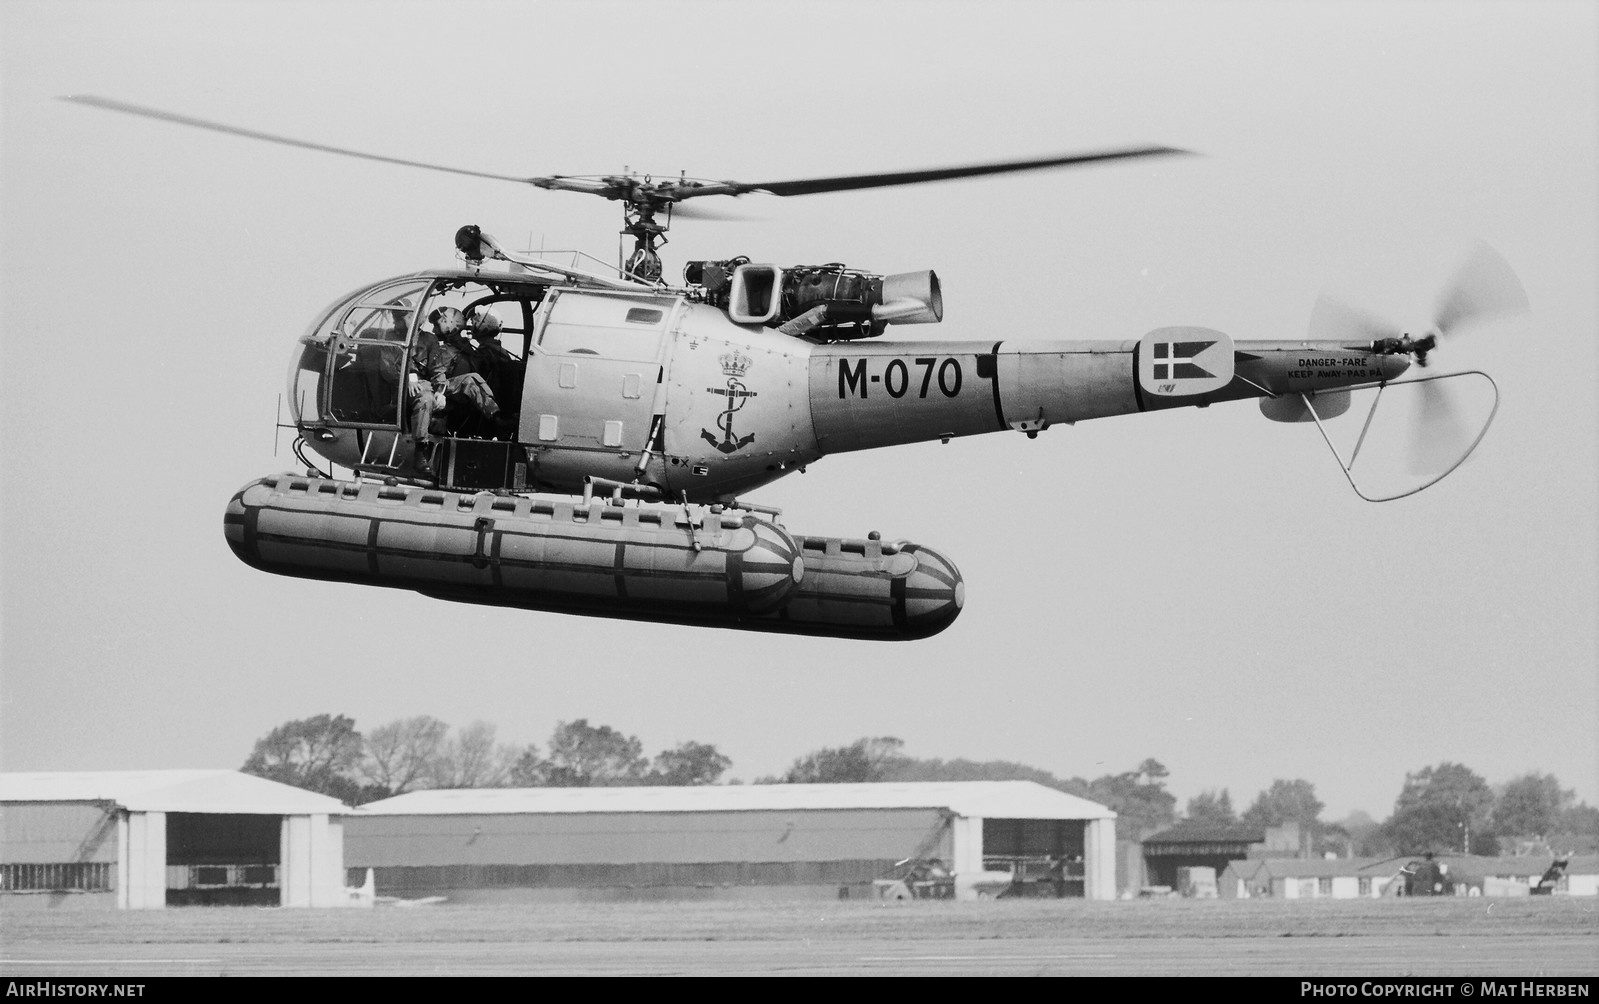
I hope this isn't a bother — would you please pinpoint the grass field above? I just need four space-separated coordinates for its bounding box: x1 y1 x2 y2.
4 897 1596 976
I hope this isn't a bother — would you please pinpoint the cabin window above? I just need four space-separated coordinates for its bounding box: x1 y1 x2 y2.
320 279 426 426
541 320 660 360
289 340 327 423
336 280 428 340
538 292 673 361
289 277 426 429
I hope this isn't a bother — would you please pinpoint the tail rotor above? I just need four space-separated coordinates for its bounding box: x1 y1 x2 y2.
1302 244 1527 498
1312 243 1528 368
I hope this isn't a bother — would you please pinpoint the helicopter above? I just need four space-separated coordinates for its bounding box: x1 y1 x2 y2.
66 96 1529 642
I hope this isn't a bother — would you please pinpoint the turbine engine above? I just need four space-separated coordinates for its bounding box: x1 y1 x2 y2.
685 259 942 339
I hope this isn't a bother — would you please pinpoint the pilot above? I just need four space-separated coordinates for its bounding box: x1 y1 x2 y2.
421 306 464 385
425 306 515 437
379 308 443 476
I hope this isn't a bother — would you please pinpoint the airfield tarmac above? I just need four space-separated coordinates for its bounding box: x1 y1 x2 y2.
3 898 1596 977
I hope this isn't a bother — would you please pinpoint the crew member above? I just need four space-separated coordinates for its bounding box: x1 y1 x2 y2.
378 308 443 476
467 308 524 416
426 306 514 437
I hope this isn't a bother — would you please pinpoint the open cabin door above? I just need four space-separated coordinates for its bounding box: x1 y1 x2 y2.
523 290 677 484
304 277 429 470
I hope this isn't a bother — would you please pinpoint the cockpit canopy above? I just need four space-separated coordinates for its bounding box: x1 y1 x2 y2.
287 271 549 432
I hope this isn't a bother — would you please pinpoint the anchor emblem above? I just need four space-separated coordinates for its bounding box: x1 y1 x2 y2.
702 350 758 454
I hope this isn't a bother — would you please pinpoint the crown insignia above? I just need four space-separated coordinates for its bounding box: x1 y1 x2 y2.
719 350 752 378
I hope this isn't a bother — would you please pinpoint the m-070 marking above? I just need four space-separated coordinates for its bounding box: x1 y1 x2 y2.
838 357 964 399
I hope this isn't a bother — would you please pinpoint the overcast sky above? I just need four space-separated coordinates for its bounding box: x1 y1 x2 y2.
2 0 1594 822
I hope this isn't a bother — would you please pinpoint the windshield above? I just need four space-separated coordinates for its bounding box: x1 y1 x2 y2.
289 277 429 427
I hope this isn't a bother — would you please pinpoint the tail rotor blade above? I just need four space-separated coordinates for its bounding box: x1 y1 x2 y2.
1308 294 1396 344
1409 377 1472 475
1433 243 1530 337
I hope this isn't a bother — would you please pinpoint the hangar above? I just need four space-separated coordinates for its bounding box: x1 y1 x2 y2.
0 770 351 909
348 780 1116 902
1140 821 1265 890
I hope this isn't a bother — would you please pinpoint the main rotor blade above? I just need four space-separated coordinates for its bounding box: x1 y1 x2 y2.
1433 242 1530 337
668 202 762 222
61 95 537 186
64 95 1191 219
699 146 1190 199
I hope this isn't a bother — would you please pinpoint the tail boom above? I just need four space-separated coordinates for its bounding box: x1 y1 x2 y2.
807 336 1411 455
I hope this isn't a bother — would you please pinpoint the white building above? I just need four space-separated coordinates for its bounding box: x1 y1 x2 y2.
1564 857 1599 896
348 780 1116 902
1221 857 1395 898
0 770 352 909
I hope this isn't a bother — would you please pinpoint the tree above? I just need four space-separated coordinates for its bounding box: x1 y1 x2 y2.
242 714 364 802
538 719 648 786
885 755 1082 793
1383 762 1496 855
1491 773 1570 840
361 715 449 795
648 741 732 786
508 745 545 787
1337 810 1388 857
780 737 908 784
1084 759 1177 837
1556 802 1599 839
1186 789 1237 825
503 723 728 787
1242 779 1325 830
427 721 517 789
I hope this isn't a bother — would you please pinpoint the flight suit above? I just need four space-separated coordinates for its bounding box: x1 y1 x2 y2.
429 334 504 430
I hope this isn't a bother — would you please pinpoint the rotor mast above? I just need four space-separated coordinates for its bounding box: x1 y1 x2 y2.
618 176 670 283
526 170 697 283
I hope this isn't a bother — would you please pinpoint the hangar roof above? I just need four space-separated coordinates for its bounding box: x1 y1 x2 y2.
1143 821 1266 845
0 770 349 815
358 780 1114 819
1227 857 1391 878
